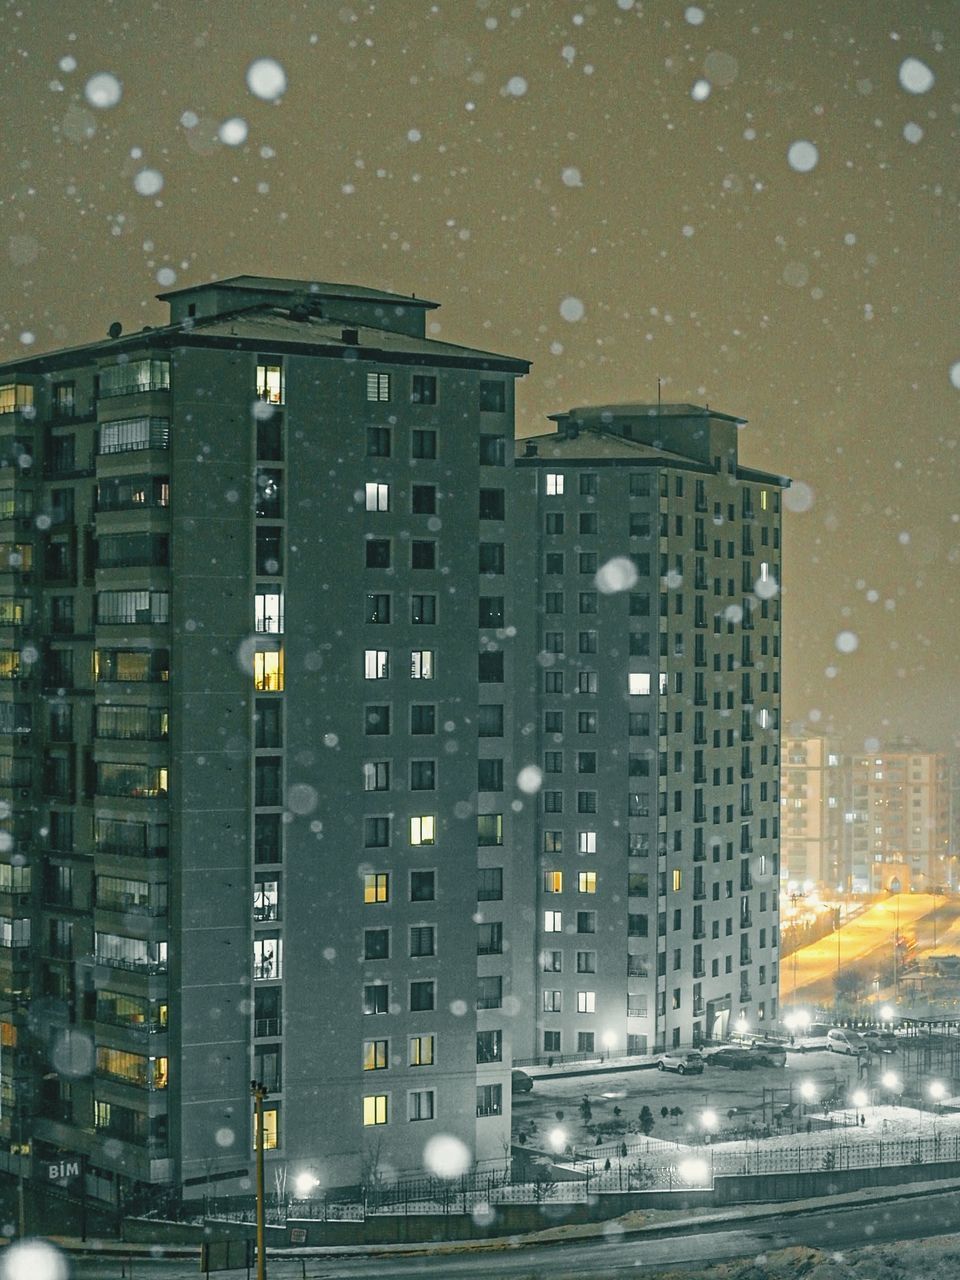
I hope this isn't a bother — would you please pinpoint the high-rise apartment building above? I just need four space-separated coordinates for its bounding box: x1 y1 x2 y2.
1 277 786 1207
780 732 843 891
511 405 785 1052
841 745 950 892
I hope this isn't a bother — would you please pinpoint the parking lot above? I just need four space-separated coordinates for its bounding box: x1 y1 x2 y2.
512 1048 876 1152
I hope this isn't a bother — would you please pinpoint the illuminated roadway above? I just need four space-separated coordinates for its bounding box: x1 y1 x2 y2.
782 894 940 1004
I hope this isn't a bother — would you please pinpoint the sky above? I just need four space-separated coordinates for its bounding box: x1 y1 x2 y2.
2 0 957 752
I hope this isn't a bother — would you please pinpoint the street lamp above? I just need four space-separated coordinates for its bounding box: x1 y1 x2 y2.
734 1014 749 1042
799 1079 817 1120
294 1171 319 1198
928 1080 946 1112
881 1070 901 1107
700 1108 718 1141
602 1030 616 1062
678 1157 710 1186
548 1126 568 1154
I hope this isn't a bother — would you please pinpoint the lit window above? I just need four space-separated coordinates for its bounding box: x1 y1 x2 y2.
545 473 564 495
577 991 596 1014
544 871 563 893
410 1034 435 1067
255 591 284 634
363 873 389 904
365 482 390 511
364 650 389 680
410 650 434 679
255 1106 279 1150
760 490 768 510
543 989 562 1012
629 673 651 696
363 1039 388 1071
254 649 284 692
543 910 562 933
410 816 435 846
408 1089 436 1122
578 871 597 894
673 869 682 892
658 673 668 695
366 372 391 402
579 831 597 854
362 1094 389 1126
253 935 281 980
256 363 283 405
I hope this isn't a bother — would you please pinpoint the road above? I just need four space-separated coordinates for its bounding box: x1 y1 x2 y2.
60 1187 960 1278
783 894 939 1003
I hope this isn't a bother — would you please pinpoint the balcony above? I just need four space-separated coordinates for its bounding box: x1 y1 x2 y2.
254 1017 281 1038
95 955 167 976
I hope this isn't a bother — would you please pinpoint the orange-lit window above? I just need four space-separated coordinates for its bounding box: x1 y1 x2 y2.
254 649 284 692
363 873 389 904
256 363 283 405
543 871 563 894
363 1094 388 1126
578 871 597 894
254 1106 279 1149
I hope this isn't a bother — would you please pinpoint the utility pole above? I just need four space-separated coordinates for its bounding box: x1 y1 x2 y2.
251 1080 269 1280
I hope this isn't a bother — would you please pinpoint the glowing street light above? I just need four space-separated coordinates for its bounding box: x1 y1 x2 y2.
678 1157 710 1185
700 1108 718 1134
602 1030 617 1061
929 1080 947 1112
880 1004 895 1023
734 1014 749 1040
881 1071 902 1105
294 1171 320 1197
548 1126 568 1154
799 1079 818 1120
851 1089 868 1110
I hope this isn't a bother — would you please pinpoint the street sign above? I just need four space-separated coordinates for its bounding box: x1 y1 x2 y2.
289 1227 307 1244
200 1239 255 1273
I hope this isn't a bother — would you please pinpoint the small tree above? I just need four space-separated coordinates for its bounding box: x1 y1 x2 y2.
531 1167 558 1203
579 1096 593 1123
639 1106 655 1136
669 1106 684 1127
555 1109 565 1122
660 1105 670 1122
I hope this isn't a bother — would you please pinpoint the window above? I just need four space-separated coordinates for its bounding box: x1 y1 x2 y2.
545 474 564 495
477 814 502 846
479 435 506 466
543 1031 561 1053
479 597 504 627
476 1030 502 1063
477 975 502 1010
409 815 435 846
579 631 598 654
577 751 597 772
479 488 505 519
411 594 436 625
543 989 562 1012
363 1094 389 1126
366 426 391 457
256 527 283 574
479 380 506 412
255 758 282 807
410 980 435 1011
545 513 564 535
577 991 596 1014
545 670 563 693
363 1039 388 1071
364 704 390 735
476 1084 503 1117
365 539 390 569
479 542 504 574
366 372 391 401
544 870 563 893
363 984 389 1015
576 911 596 934
364 649 389 679
411 541 436 570
365 482 390 511
579 592 598 615
542 950 562 972
96 590 169 625
629 673 651 696
578 871 597 894
410 870 435 901
410 1034 435 1066
477 922 503 958
477 867 503 901
364 817 390 848
543 910 562 933
579 671 598 694
412 484 436 514
252 935 281 980
478 652 504 683
478 705 503 737
577 1032 595 1054
408 1089 436 1122
577 792 597 813
255 591 284 634
409 925 435 957
363 873 389 904
477 758 503 791
577 951 597 973
411 374 437 405
363 761 390 792
543 790 562 812
579 512 598 534
410 704 435 735
98 417 170 455
411 429 437 459
365 593 390 624
364 929 389 960
255 363 283 404
410 649 434 679
410 760 436 791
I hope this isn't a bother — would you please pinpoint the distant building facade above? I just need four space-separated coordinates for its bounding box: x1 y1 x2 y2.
0 277 786 1207
780 732 843 890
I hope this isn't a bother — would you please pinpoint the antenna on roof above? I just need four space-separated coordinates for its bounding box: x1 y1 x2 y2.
657 376 662 409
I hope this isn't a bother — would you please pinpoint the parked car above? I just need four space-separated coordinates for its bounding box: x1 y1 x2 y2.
747 1040 787 1067
826 1029 870 1057
795 1022 832 1051
511 1069 534 1093
657 1049 705 1075
860 1030 898 1054
706 1046 755 1071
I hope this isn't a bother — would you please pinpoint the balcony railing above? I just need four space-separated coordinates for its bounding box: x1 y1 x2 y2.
95 955 167 975
254 1017 281 1038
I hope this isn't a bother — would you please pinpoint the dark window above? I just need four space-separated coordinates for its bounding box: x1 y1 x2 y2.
410 870 435 901
256 528 282 575
579 512 598 534
476 1029 502 1062
410 980 435 1012
257 417 283 461
479 380 506 412
478 705 503 737
411 374 437 405
479 597 504 627
365 539 391 569
255 813 281 863
365 593 391 624
411 429 436 459
478 867 503 900
412 484 436 514
411 594 436 624
364 928 390 960
479 435 505 465
545 512 564 535
255 700 283 748
545 552 564 574
478 758 503 791
411 541 435 570
479 542 504 574
364 816 390 848
255 470 283 518
366 426 391 457
410 704 435 735
255 758 282 807
410 760 435 791
365 705 391 735
479 488 505 520
478 651 504 683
